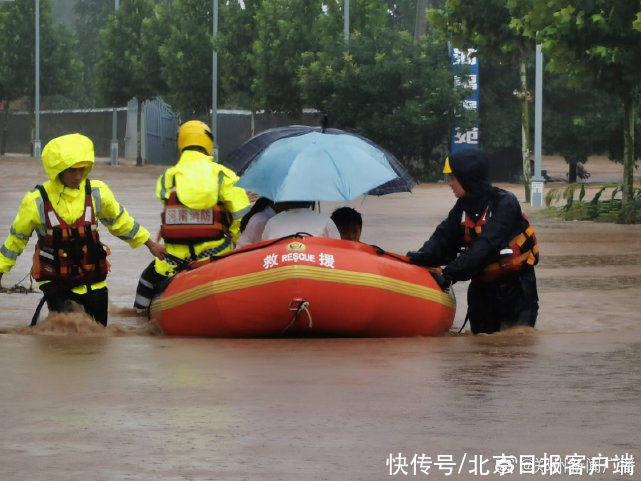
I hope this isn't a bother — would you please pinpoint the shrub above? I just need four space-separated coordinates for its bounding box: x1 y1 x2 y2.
543 184 641 223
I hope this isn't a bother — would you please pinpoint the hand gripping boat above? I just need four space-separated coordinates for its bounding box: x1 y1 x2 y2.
150 235 456 337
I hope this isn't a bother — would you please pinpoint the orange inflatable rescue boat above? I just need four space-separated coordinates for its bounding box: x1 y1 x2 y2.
150 235 456 337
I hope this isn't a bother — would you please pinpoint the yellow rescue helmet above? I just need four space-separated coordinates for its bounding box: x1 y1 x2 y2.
443 156 452 174
72 161 91 168
177 120 214 155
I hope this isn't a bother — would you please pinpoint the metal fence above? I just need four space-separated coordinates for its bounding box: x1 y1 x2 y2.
2 108 127 157
1 99 321 166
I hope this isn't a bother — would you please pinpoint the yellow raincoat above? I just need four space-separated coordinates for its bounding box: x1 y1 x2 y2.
0 133 151 294
154 149 250 276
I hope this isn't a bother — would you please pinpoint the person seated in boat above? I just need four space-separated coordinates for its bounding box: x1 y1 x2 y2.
261 201 340 241
406 149 539 335
133 120 250 312
330 206 362 242
236 197 275 248
0 133 166 326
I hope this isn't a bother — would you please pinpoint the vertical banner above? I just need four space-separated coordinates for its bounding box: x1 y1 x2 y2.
450 47 480 153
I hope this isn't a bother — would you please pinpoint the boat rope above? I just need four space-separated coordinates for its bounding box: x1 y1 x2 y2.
173 233 315 271
0 272 36 295
164 253 193 272
282 299 313 333
369 243 407 261
458 308 470 334
31 295 47 327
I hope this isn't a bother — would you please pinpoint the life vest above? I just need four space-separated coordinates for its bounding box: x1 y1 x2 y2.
31 180 111 285
461 204 539 282
160 189 231 244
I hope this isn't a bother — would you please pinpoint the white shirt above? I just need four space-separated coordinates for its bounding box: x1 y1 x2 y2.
236 206 276 248
261 208 340 241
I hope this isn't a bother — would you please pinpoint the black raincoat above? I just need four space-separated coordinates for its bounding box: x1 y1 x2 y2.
408 149 538 334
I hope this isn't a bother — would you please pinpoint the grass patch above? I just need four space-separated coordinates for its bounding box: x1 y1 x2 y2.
542 184 641 224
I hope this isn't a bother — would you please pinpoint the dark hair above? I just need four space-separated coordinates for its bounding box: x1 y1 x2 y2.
240 197 273 232
331 207 362 230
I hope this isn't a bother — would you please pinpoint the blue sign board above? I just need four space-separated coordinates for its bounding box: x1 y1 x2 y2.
450 47 480 153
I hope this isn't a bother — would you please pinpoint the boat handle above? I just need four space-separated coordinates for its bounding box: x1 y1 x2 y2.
283 298 313 332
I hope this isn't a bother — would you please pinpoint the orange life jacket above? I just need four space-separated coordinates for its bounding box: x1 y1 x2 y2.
461 205 539 281
160 189 231 244
31 180 111 285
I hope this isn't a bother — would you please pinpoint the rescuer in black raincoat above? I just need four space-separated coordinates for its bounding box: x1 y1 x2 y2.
407 149 539 334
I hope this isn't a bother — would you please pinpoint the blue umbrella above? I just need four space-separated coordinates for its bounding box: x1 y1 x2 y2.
235 131 399 202
224 126 414 199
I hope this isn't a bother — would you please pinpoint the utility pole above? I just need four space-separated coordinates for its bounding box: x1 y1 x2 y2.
110 0 120 166
343 0 349 44
531 43 545 207
33 0 41 157
212 0 218 161
513 43 533 202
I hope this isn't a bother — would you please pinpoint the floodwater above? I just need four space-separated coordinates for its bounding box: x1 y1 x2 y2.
1 155 640 480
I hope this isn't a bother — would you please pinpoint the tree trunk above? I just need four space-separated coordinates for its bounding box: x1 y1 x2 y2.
136 97 143 166
621 94 634 205
568 160 577 184
519 46 532 202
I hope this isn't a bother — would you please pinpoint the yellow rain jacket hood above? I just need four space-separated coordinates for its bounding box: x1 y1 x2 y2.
42 133 95 183
171 150 224 210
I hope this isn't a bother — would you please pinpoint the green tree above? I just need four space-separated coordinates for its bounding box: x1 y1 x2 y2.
387 0 447 36
512 1 641 219
601 103 641 168
214 0 260 111
428 0 536 200
480 55 625 184
72 0 114 107
634 10 641 32
157 0 213 117
0 3 9 154
0 0 77 152
311 0 389 53
300 28 470 180
386 0 419 32
542 76 620 183
139 1 171 99
95 0 156 164
252 0 323 117
477 58 520 153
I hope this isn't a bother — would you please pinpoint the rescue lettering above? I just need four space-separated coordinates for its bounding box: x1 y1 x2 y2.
281 252 316 263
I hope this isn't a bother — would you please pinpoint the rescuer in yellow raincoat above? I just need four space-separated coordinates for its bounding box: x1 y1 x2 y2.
133 120 250 310
0 133 166 326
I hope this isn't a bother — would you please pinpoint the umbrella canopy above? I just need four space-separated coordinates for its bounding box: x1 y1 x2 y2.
223 126 414 198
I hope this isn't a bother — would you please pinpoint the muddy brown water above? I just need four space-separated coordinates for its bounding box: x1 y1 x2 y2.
1 155 640 480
